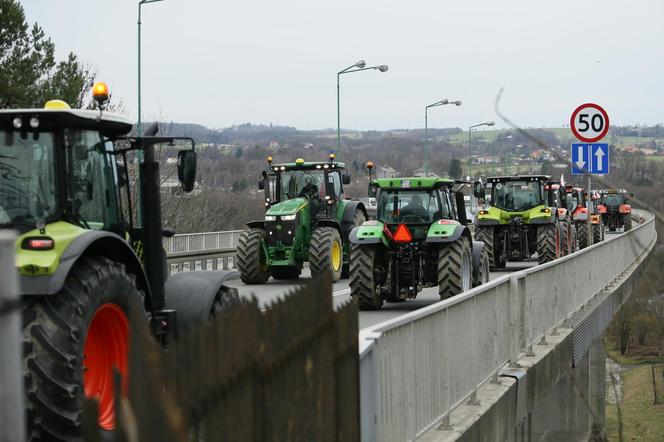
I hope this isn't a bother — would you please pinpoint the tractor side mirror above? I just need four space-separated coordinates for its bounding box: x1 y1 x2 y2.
473 182 485 199
368 182 377 198
325 175 336 201
258 180 265 190
455 191 468 226
342 174 351 185
177 150 197 192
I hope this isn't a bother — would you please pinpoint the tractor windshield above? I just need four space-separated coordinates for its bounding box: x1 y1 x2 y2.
601 194 624 207
492 180 543 212
0 131 57 227
280 170 325 200
377 190 445 224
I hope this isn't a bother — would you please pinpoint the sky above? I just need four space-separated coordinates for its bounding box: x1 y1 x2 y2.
21 0 664 131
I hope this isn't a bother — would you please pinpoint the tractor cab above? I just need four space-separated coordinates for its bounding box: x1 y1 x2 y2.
488 175 548 213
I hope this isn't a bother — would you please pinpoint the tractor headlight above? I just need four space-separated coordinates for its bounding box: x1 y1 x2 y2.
281 214 297 221
265 215 276 221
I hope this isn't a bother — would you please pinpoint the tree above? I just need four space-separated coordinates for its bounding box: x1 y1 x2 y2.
448 158 462 179
0 0 94 108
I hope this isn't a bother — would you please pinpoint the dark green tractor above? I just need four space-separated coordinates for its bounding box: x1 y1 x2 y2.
0 85 238 439
237 155 367 283
348 172 490 310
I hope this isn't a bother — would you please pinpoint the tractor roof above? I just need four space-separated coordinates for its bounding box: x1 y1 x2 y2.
375 176 454 189
270 161 346 172
599 189 627 194
0 108 133 137
487 175 550 182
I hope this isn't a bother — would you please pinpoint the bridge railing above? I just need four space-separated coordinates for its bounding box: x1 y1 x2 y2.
164 230 242 274
358 210 656 442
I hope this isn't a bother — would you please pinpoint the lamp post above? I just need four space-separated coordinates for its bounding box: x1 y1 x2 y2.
468 121 495 178
337 60 388 159
424 99 462 176
138 0 164 136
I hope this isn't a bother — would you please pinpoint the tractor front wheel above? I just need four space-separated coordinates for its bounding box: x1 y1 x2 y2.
309 227 343 282
473 246 491 287
349 245 384 310
341 209 366 279
577 223 589 249
237 228 270 284
537 224 559 264
22 256 139 439
624 215 633 231
438 238 472 299
592 224 603 244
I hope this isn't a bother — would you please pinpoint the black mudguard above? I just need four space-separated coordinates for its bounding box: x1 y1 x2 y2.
20 231 149 296
247 220 266 230
340 201 368 241
165 270 240 330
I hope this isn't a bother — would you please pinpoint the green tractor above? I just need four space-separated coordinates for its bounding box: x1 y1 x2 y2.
348 170 490 310
237 154 367 283
0 85 238 439
474 175 564 269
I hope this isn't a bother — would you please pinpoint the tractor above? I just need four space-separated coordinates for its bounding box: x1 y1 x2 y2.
237 155 367 283
544 182 578 255
348 167 490 310
559 185 603 249
597 189 633 231
0 84 238 439
589 190 605 244
474 175 564 269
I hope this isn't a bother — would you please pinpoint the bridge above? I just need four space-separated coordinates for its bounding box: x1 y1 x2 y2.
162 209 657 441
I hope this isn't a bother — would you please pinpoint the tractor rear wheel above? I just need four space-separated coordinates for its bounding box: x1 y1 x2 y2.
474 226 504 271
624 215 633 231
237 228 270 284
592 224 603 244
577 223 589 249
537 224 558 264
270 265 301 280
438 238 472 299
349 245 384 310
341 209 366 279
22 256 140 440
309 227 343 282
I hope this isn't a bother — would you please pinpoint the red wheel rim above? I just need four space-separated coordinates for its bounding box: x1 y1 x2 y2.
83 303 129 430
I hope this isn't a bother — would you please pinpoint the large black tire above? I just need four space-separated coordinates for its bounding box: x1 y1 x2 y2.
474 226 504 271
438 238 472 299
537 224 558 264
341 210 366 279
349 245 384 310
473 246 491 287
624 215 633 231
22 256 141 441
309 227 343 282
577 223 589 249
237 228 270 284
592 223 603 244
270 265 301 280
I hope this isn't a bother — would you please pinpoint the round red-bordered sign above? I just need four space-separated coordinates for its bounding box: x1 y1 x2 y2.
570 103 609 143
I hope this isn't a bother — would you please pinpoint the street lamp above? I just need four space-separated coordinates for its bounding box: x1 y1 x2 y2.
424 99 462 176
468 121 495 178
337 60 389 158
138 0 165 136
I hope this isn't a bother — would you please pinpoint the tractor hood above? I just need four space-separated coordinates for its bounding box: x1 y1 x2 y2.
266 198 308 216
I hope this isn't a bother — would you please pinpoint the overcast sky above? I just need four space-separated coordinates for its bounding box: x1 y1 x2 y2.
22 0 664 131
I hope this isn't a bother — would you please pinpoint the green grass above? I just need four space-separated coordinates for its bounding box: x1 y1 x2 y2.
606 364 664 442
605 339 664 366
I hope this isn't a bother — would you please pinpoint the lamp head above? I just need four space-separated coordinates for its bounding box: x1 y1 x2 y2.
355 59 366 68
377 65 389 72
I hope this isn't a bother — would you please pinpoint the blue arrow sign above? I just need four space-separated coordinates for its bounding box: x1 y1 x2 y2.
571 143 609 175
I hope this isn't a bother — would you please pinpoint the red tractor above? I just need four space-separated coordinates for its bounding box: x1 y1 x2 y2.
544 182 577 255
597 189 633 232
560 186 602 249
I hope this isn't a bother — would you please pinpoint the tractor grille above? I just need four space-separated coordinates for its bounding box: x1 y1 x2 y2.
266 220 297 246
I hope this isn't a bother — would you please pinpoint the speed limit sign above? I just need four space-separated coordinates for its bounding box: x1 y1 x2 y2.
570 103 609 142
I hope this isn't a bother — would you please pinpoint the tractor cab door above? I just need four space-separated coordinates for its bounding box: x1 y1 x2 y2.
64 130 122 234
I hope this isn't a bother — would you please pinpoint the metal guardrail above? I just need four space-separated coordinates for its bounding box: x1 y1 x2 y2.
164 230 242 274
358 210 656 441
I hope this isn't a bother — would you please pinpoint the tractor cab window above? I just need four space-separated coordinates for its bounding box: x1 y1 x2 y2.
280 170 324 200
65 130 119 230
492 180 543 212
601 193 624 206
0 131 57 227
377 190 441 224
326 171 341 199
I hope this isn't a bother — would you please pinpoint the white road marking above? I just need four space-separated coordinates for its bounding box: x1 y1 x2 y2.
333 288 351 297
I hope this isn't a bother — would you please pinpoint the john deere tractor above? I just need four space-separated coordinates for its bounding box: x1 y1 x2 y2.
475 175 563 269
237 155 367 283
348 171 490 310
0 84 238 439
597 189 633 231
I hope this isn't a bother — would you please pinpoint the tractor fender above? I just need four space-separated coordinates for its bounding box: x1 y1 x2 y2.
314 218 341 231
471 240 485 279
340 201 368 235
528 212 556 224
425 224 469 243
20 231 149 297
475 218 500 226
165 270 240 330
349 225 386 245
247 220 266 230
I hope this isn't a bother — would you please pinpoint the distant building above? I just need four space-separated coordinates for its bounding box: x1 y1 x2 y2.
376 165 397 178
412 167 438 178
